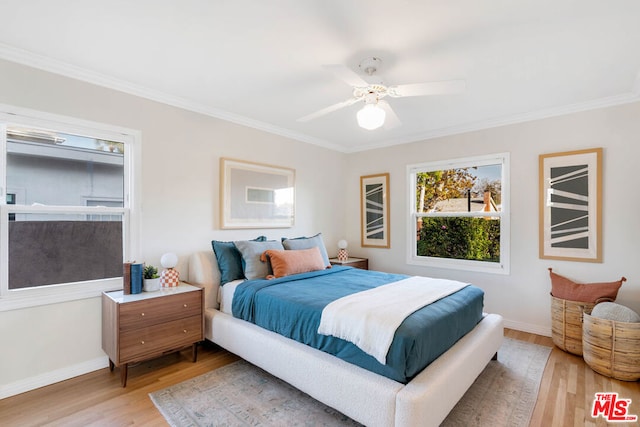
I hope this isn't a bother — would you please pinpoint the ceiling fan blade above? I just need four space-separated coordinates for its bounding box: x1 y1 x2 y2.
378 100 402 130
388 80 466 97
297 97 360 122
322 64 369 87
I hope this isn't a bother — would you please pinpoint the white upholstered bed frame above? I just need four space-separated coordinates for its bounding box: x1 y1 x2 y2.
188 251 504 427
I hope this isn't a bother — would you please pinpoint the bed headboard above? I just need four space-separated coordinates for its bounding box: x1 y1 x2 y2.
188 251 220 310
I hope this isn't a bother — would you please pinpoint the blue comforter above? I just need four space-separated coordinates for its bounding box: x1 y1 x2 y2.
232 266 484 383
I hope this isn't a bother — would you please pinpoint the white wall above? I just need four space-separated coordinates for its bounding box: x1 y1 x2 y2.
0 59 347 397
345 102 640 335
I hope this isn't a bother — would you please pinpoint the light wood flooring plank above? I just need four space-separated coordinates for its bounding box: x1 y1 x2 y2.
1 330 639 426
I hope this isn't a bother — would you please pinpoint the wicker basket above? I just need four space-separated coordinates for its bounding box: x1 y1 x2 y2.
551 295 595 356
582 311 640 381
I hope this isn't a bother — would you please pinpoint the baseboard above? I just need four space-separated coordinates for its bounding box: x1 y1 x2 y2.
503 319 551 338
0 356 109 400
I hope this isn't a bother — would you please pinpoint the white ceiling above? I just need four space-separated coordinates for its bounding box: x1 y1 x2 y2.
1 1 639 152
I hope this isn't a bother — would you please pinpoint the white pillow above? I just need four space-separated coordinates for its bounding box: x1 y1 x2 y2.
234 240 285 280
591 302 640 323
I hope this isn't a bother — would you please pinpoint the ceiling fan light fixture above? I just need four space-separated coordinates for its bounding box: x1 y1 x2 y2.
357 103 386 130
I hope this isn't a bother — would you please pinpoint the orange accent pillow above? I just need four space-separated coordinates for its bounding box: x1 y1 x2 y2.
261 247 327 279
549 268 626 303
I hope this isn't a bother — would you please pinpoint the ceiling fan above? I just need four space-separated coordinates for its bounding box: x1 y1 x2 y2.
297 57 466 130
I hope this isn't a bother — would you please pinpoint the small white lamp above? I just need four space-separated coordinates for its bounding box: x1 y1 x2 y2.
337 240 349 262
159 252 180 287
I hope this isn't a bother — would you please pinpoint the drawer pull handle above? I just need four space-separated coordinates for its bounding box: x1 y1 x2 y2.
183 304 188 308
141 341 145 344
141 313 145 317
183 329 187 333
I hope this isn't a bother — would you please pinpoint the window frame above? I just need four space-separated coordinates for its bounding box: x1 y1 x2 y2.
0 104 141 311
406 152 510 275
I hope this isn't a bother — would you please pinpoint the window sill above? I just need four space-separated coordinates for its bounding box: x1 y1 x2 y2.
0 278 122 312
407 256 510 275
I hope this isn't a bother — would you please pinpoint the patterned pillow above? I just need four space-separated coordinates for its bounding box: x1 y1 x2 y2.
211 236 266 285
234 240 285 280
549 268 626 303
281 233 330 267
262 247 327 279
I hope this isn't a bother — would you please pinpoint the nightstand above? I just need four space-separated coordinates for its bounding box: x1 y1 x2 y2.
101 283 204 387
329 257 369 270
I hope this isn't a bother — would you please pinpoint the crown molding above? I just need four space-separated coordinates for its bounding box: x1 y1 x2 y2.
1 43 638 155
346 90 640 153
0 43 345 152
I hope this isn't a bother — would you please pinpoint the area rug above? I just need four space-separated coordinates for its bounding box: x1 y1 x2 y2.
150 338 551 426
441 337 551 427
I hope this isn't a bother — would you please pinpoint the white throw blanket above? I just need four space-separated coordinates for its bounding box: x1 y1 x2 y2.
317 276 469 364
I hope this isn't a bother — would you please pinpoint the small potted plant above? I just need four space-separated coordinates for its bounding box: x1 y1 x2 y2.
143 264 161 292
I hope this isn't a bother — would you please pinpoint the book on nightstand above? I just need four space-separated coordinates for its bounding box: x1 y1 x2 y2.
130 263 143 294
123 262 132 295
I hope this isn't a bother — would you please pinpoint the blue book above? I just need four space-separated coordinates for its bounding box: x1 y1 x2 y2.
130 263 143 294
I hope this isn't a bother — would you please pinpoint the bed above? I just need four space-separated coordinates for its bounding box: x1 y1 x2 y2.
188 249 503 427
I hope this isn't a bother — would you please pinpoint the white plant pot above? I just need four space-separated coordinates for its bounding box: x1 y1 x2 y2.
143 278 161 292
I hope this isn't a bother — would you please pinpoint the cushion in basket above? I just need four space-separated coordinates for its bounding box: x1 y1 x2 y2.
261 247 327 279
591 302 640 323
549 268 626 303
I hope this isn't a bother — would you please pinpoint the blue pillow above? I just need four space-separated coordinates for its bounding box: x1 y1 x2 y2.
281 233 330 267
211 236 266 285
234 240 285 280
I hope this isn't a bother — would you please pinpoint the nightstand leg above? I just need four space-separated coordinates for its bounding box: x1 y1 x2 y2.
192 343 198 363
109 359 115 372
120 363 128 387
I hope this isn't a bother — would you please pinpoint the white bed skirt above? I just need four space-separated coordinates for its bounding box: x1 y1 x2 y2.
205 308 503 427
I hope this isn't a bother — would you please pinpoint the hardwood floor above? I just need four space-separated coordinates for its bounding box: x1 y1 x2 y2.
507 329 640 427
1 330 639 426
0 342 239 427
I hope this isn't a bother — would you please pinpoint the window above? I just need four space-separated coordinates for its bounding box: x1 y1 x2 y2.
407 153 509 274
0 106 140 310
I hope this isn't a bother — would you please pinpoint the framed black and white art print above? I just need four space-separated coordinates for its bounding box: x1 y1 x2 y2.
539 148 602 262
360 173 390 248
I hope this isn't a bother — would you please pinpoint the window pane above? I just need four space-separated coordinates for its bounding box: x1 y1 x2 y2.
6 127 124 207
8 214 123 289
415 165 501 214
416 217 501 263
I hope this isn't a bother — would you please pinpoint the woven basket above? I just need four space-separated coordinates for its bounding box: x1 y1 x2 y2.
551 295 595 356
582 311 640 381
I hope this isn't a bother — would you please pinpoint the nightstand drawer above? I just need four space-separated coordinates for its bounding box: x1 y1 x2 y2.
119 291 201 330
329 257 369 270
119 315 202 362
